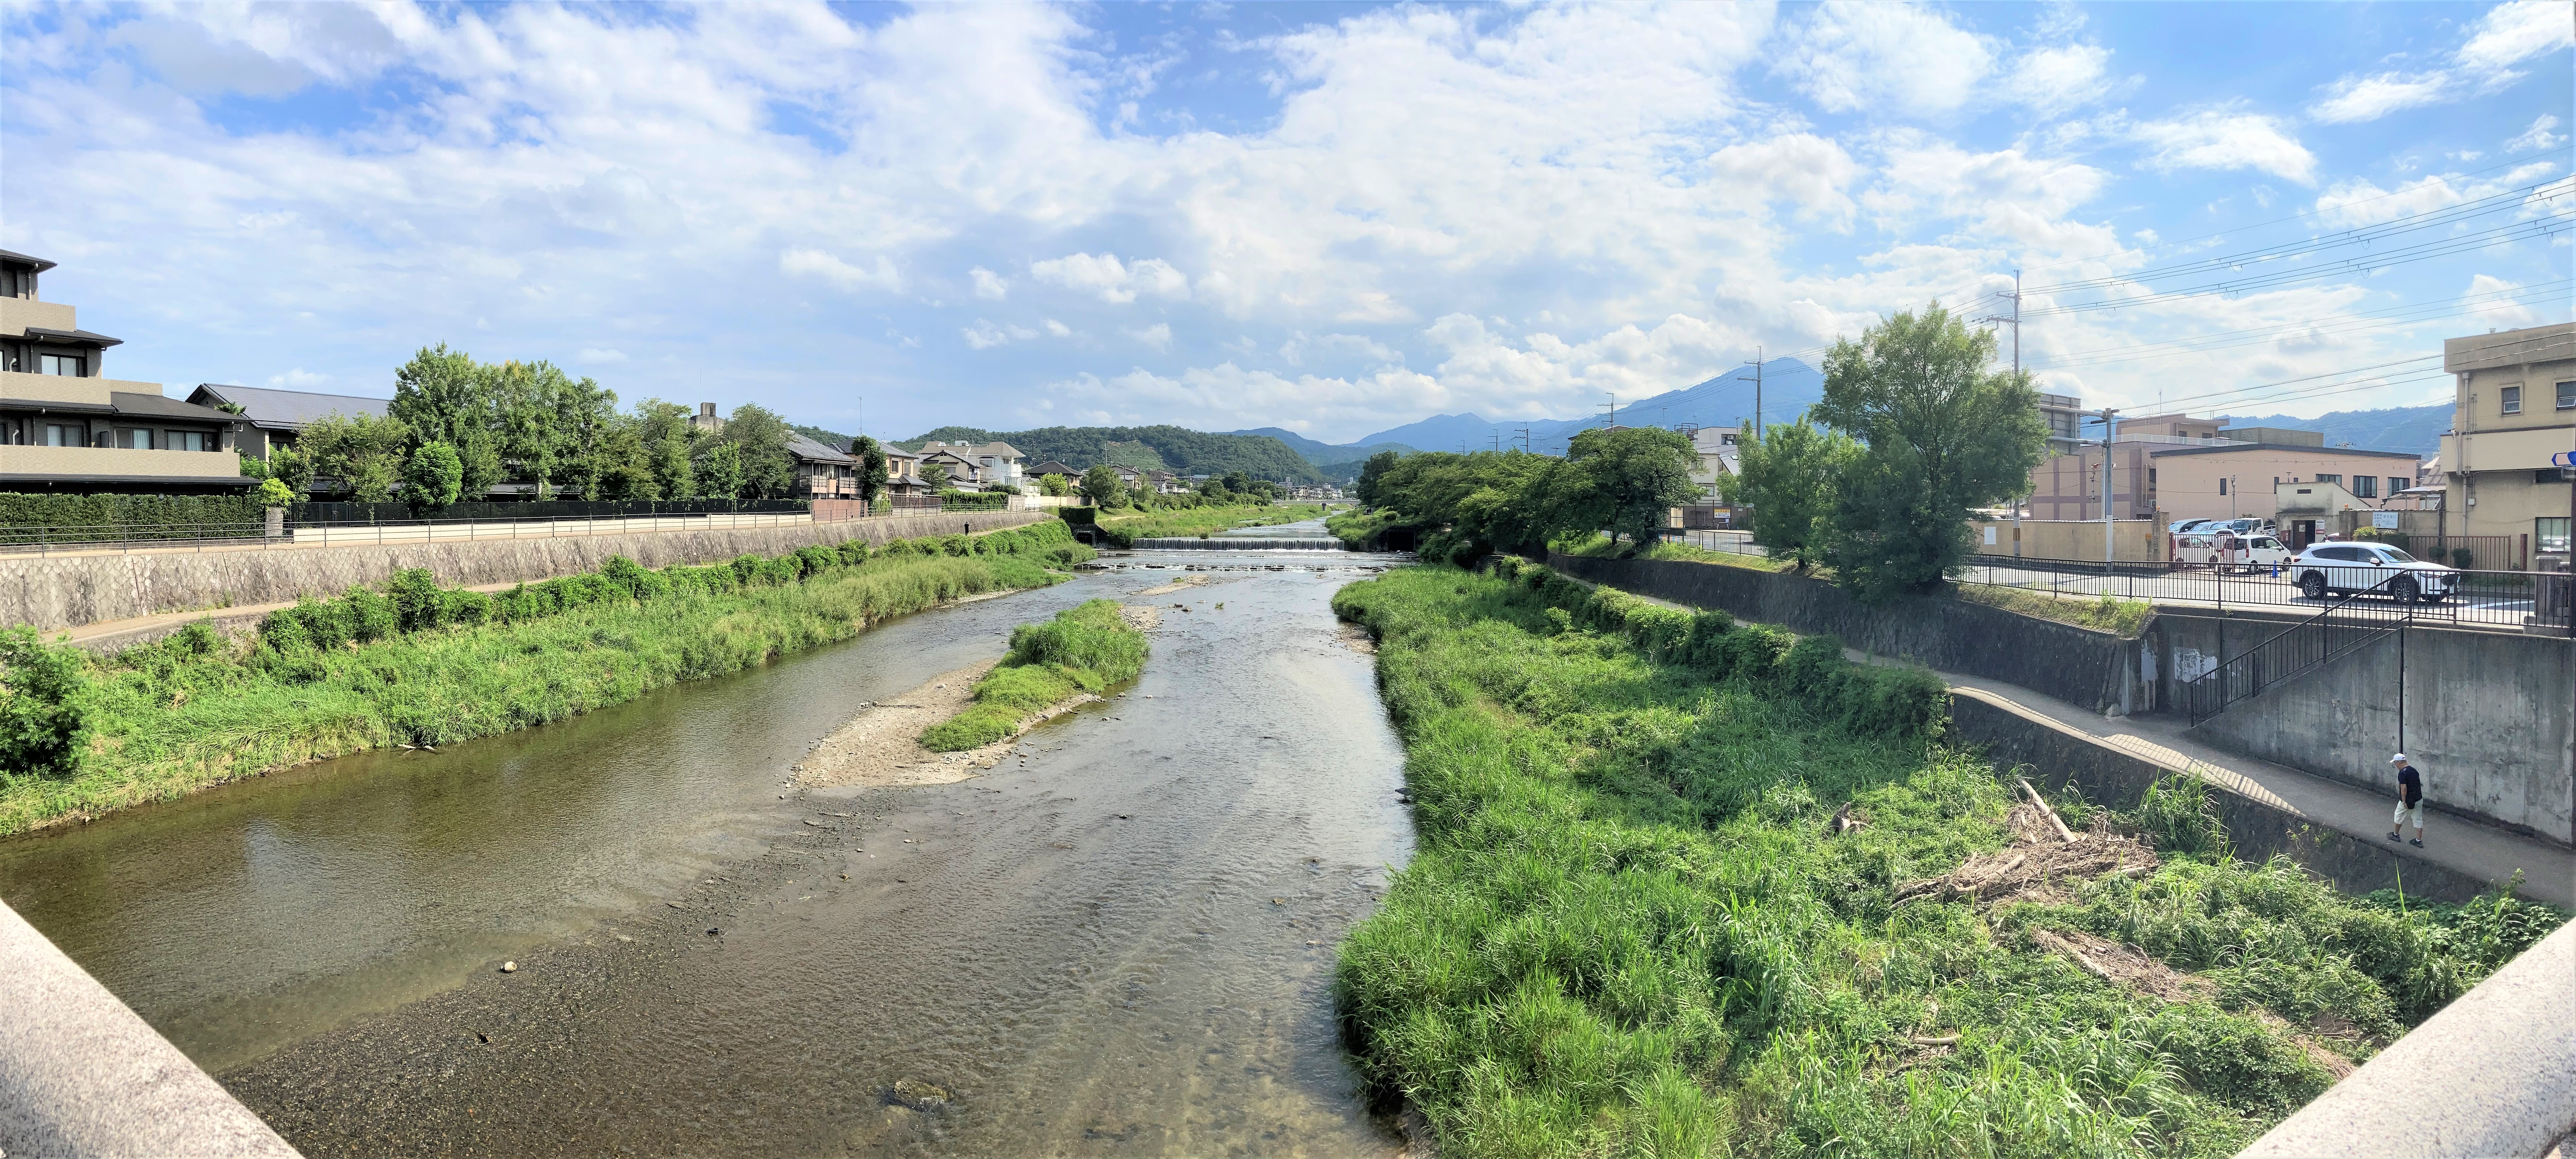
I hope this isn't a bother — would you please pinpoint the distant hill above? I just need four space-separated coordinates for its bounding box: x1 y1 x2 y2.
1350 357 1825 456
1228 426 1419 468
2214 403 2448 458
898 425 1320 482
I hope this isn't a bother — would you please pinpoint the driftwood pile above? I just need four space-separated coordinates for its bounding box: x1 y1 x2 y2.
1892 778 2159 907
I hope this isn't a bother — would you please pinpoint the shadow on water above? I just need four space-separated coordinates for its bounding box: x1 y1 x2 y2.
1 556 1417 1157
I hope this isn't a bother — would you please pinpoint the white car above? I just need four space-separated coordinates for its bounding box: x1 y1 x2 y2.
2290 542 2458 603
2173 531 2293 573
2168 518 2216 535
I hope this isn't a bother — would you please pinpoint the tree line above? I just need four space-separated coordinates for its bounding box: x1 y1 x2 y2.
1071 465 1282 510
1348 304 2048 602
243 344 896 507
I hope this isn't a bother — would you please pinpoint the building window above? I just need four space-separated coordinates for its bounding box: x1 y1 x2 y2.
2315 474 2341 485
170 430 210 452
2218 478 2228 496
38 353 83 376
2389 477 2408 496
2500 385 2521 415
2541 518 2571 556
2353 476 2376 498
44 424 83 446
115 428 151 450
2558 381 2574 410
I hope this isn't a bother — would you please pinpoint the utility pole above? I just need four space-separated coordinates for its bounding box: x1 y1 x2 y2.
1598 393 1618 429
2097 407 2120 564
1515 425 1531 454
1736 347 1764 437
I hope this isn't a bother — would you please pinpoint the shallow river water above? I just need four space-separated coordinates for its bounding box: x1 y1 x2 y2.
0 537 1415 1156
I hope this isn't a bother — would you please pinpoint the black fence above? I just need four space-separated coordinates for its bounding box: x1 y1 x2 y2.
1954 553 2568 634
2182 572 2423 723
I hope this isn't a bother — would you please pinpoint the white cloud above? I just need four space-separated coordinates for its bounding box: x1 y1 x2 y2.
2133 108 2317 184
2309 0 2574 123
2462 274 2541 327
267 368 333 389
577 347 628 364
970 266 1009 300
781 248 902 293
2455 0 2576 72
962 319 1038 350
2312 161 2562 228
1028 253 1191 304
1778 2 1993 117
2005 43 2116 118
2507 113 2566 153
1124 322 1172 352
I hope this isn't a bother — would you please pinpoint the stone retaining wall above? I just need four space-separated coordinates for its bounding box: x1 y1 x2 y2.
2 511 1050 634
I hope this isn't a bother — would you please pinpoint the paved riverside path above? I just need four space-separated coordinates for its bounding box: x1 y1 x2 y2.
1574 574 2576 909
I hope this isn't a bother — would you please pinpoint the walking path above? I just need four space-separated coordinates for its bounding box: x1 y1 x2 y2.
1584 573 2576 908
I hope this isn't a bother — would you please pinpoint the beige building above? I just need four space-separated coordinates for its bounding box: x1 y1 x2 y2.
2148 440 2419 528
2440 322 2573 567
0 249 252 494
1681 424 1739 529
2025 412 2231 521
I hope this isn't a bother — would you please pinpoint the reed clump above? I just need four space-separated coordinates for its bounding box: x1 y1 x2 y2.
1328 559 2562 1158
0 521 1089 835
918 599 1146 751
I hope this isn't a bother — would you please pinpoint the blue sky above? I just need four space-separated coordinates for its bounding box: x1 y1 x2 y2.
3 1 2569 444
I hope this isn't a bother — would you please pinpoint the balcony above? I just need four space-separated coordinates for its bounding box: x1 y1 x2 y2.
0 298 77 338
0 444 248 484
0 371 167 410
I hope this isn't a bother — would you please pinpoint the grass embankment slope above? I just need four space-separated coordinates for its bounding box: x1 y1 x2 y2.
919 599 1147 751
1096 503 1324 546
1331 560 2561 1158
1562 532 2156 637
0 523 1090 836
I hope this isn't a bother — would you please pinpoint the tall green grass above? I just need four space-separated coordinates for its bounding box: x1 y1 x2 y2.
1095 503 1323 546
918 599 1147 751
0 523 1089 835
1329 562 2562 1158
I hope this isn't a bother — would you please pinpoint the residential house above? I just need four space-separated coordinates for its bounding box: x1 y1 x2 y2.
785 432 857 499
883 445 928 496
2441 322 2573 566
1148 470 1190 494
917 446 984 490
0 249 253 495
186 383 393 461
916 440 1026 490
1680 425 1739 529
1025 459 1081 480
2023 410 2417 527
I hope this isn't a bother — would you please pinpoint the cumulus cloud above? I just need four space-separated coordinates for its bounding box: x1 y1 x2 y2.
1778 2 1993 117
2133 108 2317 184
1124 322 1172 352
970 266 1008 300
1028 253 1191 304
577 347 629 364
2309 0 2574 123
962 319 1038 350
2311 161 2561 228
2507 113 2566 153
2004 43 2117 118
781 248 902 293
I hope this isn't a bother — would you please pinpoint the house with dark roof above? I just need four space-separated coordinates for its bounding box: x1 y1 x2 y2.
1025 460 1081 480
185 383 393 461
785 432 857 499
0 249 253 494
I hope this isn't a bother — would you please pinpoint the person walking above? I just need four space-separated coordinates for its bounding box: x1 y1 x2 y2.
2387 753 2425 847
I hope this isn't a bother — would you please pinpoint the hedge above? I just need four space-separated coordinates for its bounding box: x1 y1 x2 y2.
0 493 267 542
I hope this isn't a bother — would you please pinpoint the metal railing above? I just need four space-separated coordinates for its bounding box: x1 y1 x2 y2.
2181 572 2418 724
1953 553 2565 634
0 501 978 558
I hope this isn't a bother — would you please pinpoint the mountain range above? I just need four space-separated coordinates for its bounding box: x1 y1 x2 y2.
2211 403 2448 459
1331 357 1827 462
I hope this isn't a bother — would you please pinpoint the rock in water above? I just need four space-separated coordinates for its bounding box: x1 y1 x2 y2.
892 1079 950 1110
499 961 517 973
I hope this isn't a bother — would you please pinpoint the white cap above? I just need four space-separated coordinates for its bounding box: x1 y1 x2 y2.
2391 752 2408 762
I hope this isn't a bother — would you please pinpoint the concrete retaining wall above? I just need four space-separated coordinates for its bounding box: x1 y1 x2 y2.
2151 610 2576 847
2 898 301 1158
2 511 1051 634
1949 691 2503 904
1548 553 2147 714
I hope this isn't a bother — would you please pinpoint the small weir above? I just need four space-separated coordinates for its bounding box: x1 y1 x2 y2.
1130 536 1349 550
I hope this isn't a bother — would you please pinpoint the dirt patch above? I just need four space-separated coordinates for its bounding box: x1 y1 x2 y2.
2029 926 2215 1004
1137 575 1208 597
1338 622 1378 654
1122 604 1163 631
796 661 1010 788
1897 805 2160 907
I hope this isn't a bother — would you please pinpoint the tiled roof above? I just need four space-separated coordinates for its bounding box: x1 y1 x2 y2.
188 384 391 430
109 392 240 423
785 432 856 464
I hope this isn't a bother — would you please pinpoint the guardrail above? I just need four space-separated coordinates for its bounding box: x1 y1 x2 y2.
2181 571 2419 723
1955 553 2567 634
0 502 962 558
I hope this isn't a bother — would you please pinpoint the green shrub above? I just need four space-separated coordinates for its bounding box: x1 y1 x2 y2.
920 600 1145 751
440 588 491 627
0 627 90 778
385 568 446 633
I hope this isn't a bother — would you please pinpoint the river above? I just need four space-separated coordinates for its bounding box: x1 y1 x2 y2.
0 533 1415 1156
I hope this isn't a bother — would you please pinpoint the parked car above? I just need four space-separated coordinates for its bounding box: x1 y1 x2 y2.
2290 542 2458 602
2168 518 2216 535
2174 531 2293 573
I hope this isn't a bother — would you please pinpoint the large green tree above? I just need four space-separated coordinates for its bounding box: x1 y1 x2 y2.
1811 303 2050 601
854 436 891 503
1723 419 1862 569
1561 426 1701 551
391 345 505 498
720 404 798 498
300 412 413 502
403 441 465 510
1078 464 1129 508
633 399 700 500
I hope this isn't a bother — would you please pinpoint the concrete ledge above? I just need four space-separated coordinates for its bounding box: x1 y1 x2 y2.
0 511 1051 634
0 899 300 1158
1950 690 2504 904
2241 920 2576 1158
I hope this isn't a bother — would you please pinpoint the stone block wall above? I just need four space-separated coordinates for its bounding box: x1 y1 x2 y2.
0 511 1052 634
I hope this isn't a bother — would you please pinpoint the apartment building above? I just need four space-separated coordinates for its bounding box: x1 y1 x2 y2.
0 249 253 494
2441 322 2574 564
2024 408 2419 525
186 383 392 460
1680 424 1739 529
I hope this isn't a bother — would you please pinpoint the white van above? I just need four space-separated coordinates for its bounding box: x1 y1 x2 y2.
2173 531 2293 573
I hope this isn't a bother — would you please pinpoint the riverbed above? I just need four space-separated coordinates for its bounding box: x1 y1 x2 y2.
0 545 1414 1156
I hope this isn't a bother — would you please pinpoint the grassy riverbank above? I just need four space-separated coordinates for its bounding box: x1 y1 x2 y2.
1330 562 2561 1158
1096 503 1323 546
0 523 1089 836
919 599 1147 750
